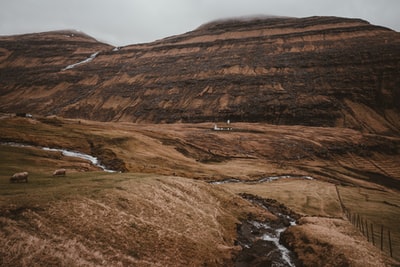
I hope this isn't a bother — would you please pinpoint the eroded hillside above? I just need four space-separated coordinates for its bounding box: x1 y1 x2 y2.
0 16 399 133
1 116 399 266
1 15 400 266
1 116 399 190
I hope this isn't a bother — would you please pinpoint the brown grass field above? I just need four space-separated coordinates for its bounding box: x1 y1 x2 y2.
221 179 343 217
1 115 399 266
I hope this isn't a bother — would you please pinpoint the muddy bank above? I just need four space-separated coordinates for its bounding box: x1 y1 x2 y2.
88 140 127 172
234 194 301 267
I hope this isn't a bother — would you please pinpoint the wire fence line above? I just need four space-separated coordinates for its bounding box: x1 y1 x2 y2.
343 208 394 259
335 185 396 260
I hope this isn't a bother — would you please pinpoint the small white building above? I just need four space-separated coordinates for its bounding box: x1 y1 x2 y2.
213 120 233 131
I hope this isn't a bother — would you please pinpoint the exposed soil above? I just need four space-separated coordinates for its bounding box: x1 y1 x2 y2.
88 139 128 172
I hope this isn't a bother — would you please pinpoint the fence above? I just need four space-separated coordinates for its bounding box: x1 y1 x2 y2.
344 208 394 259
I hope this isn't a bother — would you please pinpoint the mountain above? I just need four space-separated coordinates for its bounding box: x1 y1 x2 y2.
1 17 400 265
0 16 399 133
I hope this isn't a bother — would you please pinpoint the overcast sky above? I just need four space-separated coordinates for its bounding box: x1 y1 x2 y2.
0 0 399 46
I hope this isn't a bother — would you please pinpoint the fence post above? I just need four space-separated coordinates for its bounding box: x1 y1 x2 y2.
371 223 375 246
388 229 392 258
361 217 365 235
359 216 363 234
345 209 395 256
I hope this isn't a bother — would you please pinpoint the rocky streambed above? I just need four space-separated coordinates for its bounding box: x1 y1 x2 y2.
234 194 301 267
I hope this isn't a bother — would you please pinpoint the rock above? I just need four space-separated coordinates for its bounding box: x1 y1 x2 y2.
0 17 399 133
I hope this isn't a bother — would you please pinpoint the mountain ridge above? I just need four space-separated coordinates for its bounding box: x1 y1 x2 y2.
0 16 399 134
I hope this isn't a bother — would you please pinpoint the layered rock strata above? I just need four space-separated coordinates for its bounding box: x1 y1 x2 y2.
0 16 399 133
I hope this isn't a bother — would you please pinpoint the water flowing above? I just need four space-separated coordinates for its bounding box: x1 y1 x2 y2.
2 142 114 172
209 175 313 185
235 195 299 266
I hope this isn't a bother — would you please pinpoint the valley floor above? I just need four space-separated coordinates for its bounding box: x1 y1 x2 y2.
1 116 399 266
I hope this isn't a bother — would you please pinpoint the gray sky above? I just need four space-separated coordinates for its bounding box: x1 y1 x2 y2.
0 0 399 46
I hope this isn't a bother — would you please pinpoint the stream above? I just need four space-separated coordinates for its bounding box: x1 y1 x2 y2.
210 176 305 266
209 175 313 185
5 141 301 265
2 142 115 172
235 194 300 267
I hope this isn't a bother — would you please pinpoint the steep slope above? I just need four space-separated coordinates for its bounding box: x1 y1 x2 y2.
0 174 257 266
0 30 111 114
0 16 399 133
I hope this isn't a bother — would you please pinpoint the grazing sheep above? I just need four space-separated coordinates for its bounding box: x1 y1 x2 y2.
53 168 66 176
10 172 28 183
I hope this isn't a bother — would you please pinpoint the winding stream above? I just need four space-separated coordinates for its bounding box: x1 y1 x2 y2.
5 141 302 264
42 147 114 172
210 175 313 185
252 221 296 267
2 142 115 172
210 176 304 266
236 195 300 266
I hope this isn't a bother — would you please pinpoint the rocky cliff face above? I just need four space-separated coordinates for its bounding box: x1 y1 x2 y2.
0 16 399 133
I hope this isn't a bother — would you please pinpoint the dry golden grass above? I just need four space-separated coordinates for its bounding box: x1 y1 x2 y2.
1 172 270 266
221 179 400 265
283 217 398 267
1 116 399 265
220 179 343 217
1 116 398 185
338 186 400 259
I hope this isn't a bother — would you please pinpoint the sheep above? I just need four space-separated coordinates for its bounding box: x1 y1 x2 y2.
53 168 66 176
10 172 28 183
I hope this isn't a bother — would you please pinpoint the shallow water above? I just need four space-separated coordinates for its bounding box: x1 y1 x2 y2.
209 175 313 185
2 142 115 172
234 195 299 266
42 147 114 172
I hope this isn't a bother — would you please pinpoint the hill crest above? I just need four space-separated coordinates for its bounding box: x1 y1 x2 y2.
0 16 399 134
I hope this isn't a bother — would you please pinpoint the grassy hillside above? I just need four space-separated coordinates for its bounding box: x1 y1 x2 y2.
1 172 259 266
1 115 399 265
220 179 400 263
